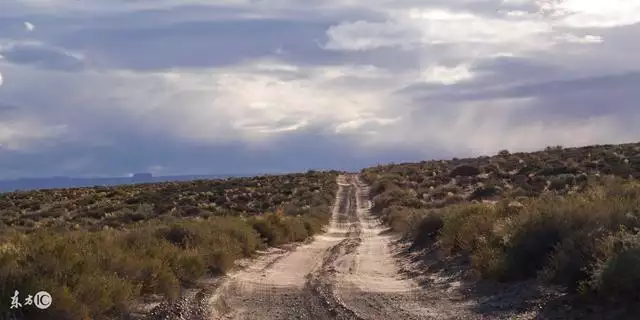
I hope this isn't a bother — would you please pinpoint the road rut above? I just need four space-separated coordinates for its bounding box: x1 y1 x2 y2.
145 174 559 320
205 174 468 320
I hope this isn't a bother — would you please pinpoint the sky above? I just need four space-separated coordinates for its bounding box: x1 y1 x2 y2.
0 0 639 178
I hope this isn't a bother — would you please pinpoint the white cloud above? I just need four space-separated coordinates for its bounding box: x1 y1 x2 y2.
504 10 529 17
322 5 599 57
422 64 474 84
555 33 603 44
0 59 402 149
334 117 401 134
24 21 35 32
324 20 418 51
539 0 640 28
0 119 67 151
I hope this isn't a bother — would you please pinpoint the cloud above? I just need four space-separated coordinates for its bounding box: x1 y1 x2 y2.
422 64 474 84
24 21 35 32
0 118 67 151
0 42 85 70
0 58 402 150
539 0 640 28
324 20 420 51
50 17 333 70
323 7 560 55
0 0 639 178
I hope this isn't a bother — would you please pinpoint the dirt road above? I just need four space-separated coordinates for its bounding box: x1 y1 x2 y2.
145 174 562 320
193 174 478 320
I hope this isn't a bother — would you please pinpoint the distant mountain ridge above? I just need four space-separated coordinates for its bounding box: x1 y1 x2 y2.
0 173 253 193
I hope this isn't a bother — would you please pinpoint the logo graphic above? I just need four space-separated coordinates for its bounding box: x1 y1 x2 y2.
33 291 52 310
9 291 21 309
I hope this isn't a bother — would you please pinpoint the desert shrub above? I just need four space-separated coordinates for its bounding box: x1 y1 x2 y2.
498 149 510 157
537 166 580 176
0 215 284 320
360 143 640 306
471 243 505 280
371 188 410 213
156 224 198 249
450 165 481 177
38 207 67 219
548 174 576 191
500 180 640 282
280 216 310 243
248 211 324 247
203 250 235 275
500 212 565 280
303 218 321 235
384 176 640 295
498 193 599 280
468 186 502 201
249 218 280 246
439 204 499 254
369 178 401 197
386 207 419 235
541 229 602 291
583 228 640 301
412 212 444 248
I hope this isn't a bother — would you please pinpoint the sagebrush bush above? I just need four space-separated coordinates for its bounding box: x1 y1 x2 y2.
248 210 329 247
583 228 640 301
541 229 601 291
386 207 419 235
412 212 444 248
0 211 329 320
370 173 640 303
362 142 640 307
439 204 499 254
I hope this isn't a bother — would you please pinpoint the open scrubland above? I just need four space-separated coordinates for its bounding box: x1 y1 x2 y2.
2 142 640 320
0 171 339 319
361 143 640 318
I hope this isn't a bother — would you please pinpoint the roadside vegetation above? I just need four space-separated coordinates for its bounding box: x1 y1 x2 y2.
0 171 338 320
362 142 640 312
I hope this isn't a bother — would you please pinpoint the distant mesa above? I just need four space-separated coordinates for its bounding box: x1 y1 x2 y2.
132 173 153 182
0 173 254 193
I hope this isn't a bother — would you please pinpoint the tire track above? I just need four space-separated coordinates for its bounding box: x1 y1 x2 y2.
207 175 363 320
303 183 363 320
332 176 427 320
148 174 546 319
332 176 483 320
